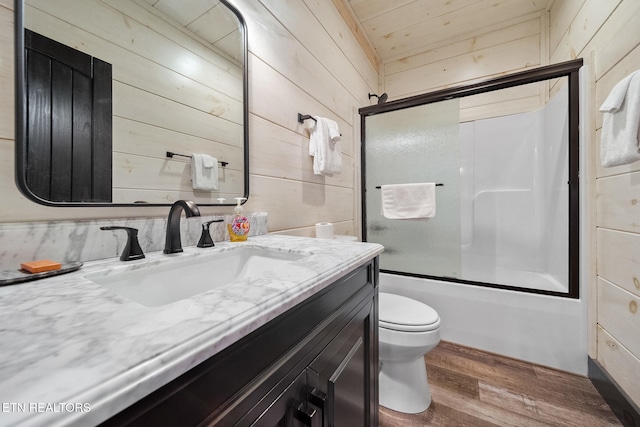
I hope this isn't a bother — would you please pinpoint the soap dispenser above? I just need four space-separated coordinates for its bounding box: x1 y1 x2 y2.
228 197 250 242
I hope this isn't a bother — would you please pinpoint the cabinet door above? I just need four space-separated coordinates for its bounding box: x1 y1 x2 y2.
307 299 374 427
249 371 318 427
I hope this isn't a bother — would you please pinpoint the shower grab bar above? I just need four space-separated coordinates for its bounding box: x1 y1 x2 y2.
375 184 443 189
166 151 228 167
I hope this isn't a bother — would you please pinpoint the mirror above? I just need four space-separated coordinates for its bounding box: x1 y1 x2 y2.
15 0 248 206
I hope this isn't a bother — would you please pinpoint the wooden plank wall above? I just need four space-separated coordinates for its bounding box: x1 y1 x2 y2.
548 0 640 408
379 13 547 123
231 0 376 237
0 0 377 236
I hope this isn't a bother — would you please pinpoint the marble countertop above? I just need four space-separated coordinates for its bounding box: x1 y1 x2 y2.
0 234 383 427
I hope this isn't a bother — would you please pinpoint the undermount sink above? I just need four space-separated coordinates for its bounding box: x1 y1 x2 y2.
85 246 310 307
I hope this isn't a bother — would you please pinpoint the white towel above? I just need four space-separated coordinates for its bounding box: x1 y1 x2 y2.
191 154 219 190
309 116 342 176
381 183 436 220
599 70 640 167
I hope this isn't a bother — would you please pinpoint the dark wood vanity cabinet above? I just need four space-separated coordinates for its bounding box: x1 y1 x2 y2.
101 258 379 427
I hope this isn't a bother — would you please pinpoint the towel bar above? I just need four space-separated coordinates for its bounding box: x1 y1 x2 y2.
298 114 342 136
375 184 443 189
166 151 228 167
297 113 316 123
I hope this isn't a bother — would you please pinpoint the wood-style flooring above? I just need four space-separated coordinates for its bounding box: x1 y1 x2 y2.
379 341 622 427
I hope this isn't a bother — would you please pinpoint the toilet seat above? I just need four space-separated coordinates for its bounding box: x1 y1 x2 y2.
379 292 440 332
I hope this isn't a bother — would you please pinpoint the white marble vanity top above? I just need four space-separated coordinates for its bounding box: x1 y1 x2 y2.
0 234 383 427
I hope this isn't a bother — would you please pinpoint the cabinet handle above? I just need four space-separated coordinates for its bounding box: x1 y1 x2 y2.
309 388 327 410
294 402 318 427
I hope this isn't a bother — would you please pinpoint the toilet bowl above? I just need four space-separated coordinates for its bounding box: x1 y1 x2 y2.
378 292 441 414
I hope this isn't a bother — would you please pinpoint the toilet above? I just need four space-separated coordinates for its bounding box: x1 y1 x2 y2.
378 292 441 414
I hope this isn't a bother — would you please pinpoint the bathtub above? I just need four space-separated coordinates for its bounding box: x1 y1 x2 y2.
379 272 588 375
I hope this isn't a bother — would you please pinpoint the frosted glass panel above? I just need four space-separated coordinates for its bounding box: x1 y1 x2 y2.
365 100 461 278
363 80 570 294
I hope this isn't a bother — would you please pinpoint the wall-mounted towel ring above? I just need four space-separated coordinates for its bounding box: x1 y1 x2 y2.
166 151 228 167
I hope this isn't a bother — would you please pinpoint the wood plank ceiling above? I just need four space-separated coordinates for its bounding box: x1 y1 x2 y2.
143 0 242 62
343 0 550 67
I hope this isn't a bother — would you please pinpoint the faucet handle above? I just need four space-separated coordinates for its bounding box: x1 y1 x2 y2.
197 219 224 248
100 226 145 261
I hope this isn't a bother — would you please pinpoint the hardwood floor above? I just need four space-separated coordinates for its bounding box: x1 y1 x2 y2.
379 341 622 427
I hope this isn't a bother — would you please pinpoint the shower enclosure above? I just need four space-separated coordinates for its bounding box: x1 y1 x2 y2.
361 60 582 298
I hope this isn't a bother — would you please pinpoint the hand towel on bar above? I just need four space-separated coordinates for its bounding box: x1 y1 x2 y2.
309 116 342 176
381 183 436 220
191 154 219 190
599 69 640 167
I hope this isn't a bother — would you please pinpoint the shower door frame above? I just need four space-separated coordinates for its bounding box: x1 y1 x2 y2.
359 58 583 299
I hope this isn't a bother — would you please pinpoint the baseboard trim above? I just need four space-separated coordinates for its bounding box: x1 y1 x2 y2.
588 357 640 427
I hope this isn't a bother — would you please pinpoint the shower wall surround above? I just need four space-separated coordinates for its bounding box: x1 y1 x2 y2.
0 213 268 271
459 83 569 293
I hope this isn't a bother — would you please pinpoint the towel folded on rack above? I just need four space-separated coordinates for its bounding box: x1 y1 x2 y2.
309 116 342 176
381 183 436 220
191 154 219 190
599 69 640 167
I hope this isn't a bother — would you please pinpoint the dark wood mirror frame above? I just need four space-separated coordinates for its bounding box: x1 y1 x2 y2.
14 0 249 207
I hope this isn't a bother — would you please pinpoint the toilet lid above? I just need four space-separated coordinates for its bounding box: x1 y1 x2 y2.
379 292 440 332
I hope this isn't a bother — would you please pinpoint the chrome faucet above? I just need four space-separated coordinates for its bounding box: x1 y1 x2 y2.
164 200 201 254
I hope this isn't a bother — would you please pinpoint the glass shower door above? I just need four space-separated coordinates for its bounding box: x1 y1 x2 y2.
364 99 461 278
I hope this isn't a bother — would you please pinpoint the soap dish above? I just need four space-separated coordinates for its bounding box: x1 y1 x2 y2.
0 262 83 287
